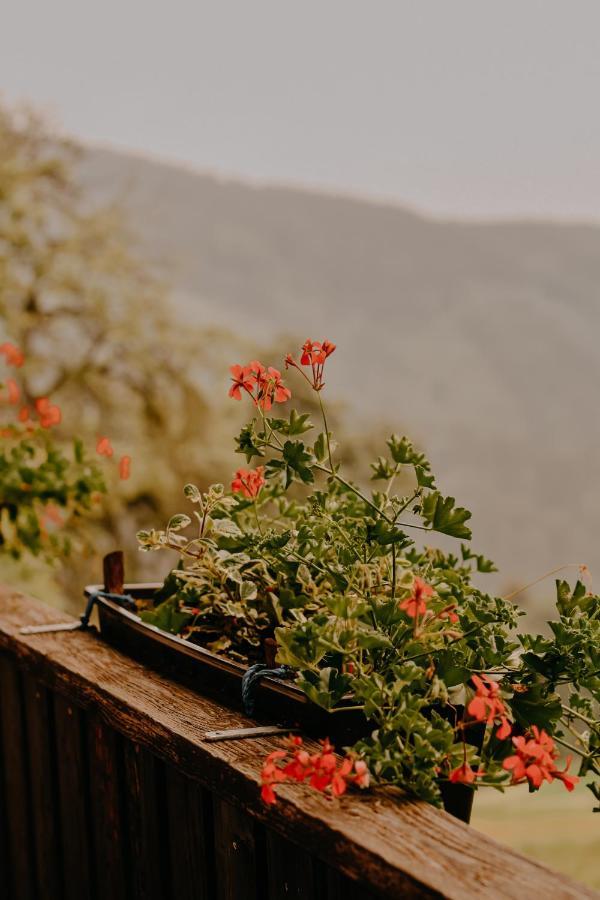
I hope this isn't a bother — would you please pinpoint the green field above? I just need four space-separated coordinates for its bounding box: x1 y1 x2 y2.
471 782 600 890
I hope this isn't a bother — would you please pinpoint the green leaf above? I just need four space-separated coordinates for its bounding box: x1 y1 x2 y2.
460 544 497 573
415 465 436 489
240 580 258 601
387 435 429 470
281 440 315 487
235 424 264 461
421 492 472 540
367 518 412 547
141 597 191 635
183 483 202 503
313 432 328 463
287 409 313 436
356 629 392 650
167 514 191 532
509 684 562 730
370 456 396 481
556 579 593 616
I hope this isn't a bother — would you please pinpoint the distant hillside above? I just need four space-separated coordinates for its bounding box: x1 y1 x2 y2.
78 146 600 604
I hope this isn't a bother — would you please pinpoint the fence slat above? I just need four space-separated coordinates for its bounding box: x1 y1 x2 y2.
87 716 128 900
124 742 170 900
0 653 37 900
213 798 262 900
22 674 63 900
53 694 94 900
266 831 317 899
165 766 214 900
0 683 9 900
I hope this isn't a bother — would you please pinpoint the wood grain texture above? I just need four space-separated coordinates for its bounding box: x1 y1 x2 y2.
0 586 596 900
266 831 316 898
0 652 37 900
22 674 63 900
123 742 170 900
87 715 128 900
165 765 214 900
213 797 263 900
53 694 94 900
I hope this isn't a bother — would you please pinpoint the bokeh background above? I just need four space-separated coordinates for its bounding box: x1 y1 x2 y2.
2 1 599 886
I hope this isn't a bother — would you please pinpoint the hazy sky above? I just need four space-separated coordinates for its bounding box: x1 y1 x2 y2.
2 1 600 220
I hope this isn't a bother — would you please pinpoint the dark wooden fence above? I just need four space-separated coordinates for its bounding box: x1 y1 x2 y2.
0 586 594 900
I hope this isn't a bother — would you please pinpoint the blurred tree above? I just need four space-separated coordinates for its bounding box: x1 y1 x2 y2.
0 103 400 608
0 103 242 601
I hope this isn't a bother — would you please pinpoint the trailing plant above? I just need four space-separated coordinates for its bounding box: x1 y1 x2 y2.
138 341 600 810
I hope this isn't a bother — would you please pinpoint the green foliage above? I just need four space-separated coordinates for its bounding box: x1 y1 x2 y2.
0 424 105 560
421 491 472 540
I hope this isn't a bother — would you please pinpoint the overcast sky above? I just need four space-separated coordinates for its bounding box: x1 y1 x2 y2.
2 1 599 220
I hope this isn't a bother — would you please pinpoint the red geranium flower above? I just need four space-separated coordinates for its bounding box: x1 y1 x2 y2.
0 343 25 368
399 576 435 618
259 736 370 805
119 455 131 480
553 757 579 792
228 360 291 409
467 674 512 739
18 406 31 423
449 762 485 785
286 339 336 391
34 397 62 429
502 726 579 792
256 367 292 411
96 435 114 457
231 466 266 499
229 364 256 401
6 378 20 405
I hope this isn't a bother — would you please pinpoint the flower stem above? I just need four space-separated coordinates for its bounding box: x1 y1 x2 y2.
253 499 263 535
317 392 335 473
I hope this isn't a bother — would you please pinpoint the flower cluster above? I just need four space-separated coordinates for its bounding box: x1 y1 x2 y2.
231 466 266 499
503 727 579 791
2 343 131 479
260 736 370 805
229 360 291 411
0 342 25 368
399 576 435 618
468 674 512 741
285 339 336 391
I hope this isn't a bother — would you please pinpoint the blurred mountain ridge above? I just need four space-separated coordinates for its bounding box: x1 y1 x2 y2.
77 145 600 600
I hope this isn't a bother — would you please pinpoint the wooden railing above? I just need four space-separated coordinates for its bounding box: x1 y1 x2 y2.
0 586 594 900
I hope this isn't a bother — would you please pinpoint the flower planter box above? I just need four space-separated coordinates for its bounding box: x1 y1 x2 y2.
85 553 483 823
85 582 369 746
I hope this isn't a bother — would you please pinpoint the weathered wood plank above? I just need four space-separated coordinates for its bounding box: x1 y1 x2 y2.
87 716 128 900
0 652 37 900
0 587 595 900
53 694 94 900
124 742 170 900
266 831 316 898
313 863 392 900
165 765 214 900
0 677 9 900
22 674 64 900
213 797 262 900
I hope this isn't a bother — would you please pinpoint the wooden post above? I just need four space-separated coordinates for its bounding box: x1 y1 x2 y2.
103 551 125 595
